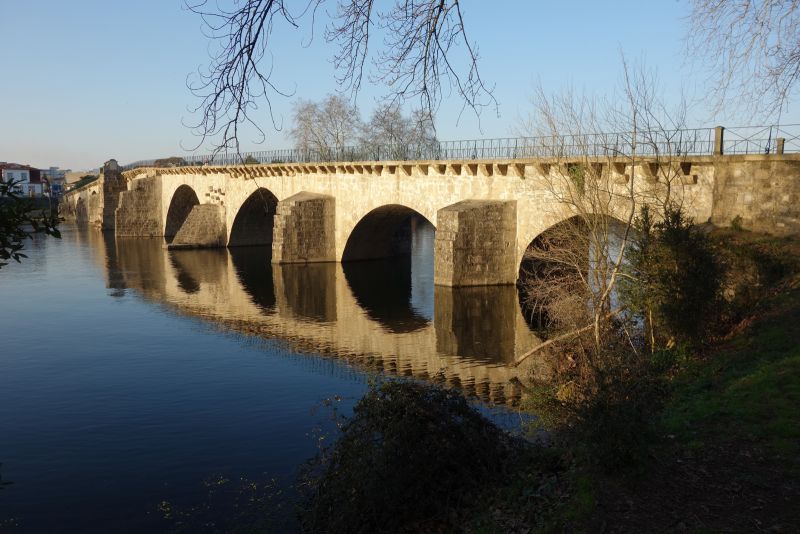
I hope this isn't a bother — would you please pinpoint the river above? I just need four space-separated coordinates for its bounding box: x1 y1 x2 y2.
0 222 540 532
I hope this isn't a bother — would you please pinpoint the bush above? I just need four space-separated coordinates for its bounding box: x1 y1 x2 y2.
569 359 664 473
301 380 515 533
621 204 723 350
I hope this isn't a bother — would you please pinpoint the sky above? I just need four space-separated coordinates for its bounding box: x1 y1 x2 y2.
2 0 797 170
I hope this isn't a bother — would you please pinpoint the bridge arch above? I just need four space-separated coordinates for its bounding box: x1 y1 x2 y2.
228 187 279 248
517 214 630 330
342 204 435 262
164 184 200 242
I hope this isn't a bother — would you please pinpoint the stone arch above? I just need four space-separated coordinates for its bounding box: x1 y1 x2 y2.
164 185 200 242
227 187 279 247
342 204 435 262
516 213 629 328
518 214 631 274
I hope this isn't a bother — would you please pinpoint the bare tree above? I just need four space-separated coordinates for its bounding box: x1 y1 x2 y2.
686 0 800 117
185 0 496 153
516 61 690 361
359 104 438 159
290 94 361 159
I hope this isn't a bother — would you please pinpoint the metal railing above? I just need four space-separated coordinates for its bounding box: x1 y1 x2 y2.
121 124 800 170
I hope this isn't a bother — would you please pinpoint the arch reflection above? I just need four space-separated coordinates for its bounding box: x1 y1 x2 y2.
342 217 434 333
81 224 545 406
229 246 275 313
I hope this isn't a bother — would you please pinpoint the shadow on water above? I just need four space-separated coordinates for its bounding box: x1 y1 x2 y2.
342 256 431 333
229 246 276 314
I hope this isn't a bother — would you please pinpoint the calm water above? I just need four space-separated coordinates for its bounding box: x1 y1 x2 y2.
0 224 539 533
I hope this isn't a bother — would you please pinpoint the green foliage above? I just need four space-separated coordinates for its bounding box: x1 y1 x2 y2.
243 155 260 165
69 174 98 190
0 179 60 268
712 229 797 331
154 156 189 168
621 204 722 350
300 380 516 533
530 343 666 474
566 163 586 195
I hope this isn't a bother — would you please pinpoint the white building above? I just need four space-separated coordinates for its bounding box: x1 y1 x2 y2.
0 164 43 197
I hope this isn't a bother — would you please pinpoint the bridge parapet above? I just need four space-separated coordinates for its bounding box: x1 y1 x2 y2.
120 124 800 170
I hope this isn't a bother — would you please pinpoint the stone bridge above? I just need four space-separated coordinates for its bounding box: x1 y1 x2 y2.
62 153 800 286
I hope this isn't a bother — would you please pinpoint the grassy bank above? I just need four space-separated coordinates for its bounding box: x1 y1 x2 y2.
565 230 800 532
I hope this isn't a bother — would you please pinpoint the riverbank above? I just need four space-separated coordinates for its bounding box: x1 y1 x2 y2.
532 229 800 532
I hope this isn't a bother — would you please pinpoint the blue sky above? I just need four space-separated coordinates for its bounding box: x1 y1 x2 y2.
1 1 796 170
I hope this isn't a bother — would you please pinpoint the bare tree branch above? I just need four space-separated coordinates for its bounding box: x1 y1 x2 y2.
686 0 800 118
185 0 497 153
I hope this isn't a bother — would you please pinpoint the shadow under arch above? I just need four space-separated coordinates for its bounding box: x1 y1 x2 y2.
164 185 200 242
228 188 279 249
342 204 433 262
517 214 629 333
342 207 435 333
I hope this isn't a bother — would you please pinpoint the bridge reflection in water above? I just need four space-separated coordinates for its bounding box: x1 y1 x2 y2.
75 224 544 406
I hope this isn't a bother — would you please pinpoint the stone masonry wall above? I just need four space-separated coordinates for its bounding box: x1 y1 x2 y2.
435 200 517 286
169 204 227 249
100 160 128 230
116 175 163 237
272 192 336 263
711 157 800 235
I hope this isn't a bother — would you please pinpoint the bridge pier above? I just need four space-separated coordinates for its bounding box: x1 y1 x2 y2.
116 175 163 237
272 192 336 263
434 200 517 287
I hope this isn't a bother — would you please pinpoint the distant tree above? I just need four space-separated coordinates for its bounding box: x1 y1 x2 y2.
185 0 496 152
687 0 800 116
243 155 260 165
290 94 361 159
154 157 189 168
359 104 438 159
0 179 60 269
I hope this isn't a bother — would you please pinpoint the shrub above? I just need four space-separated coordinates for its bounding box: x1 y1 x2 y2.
300 380 515 533
568 356 664 473
621 204 723 350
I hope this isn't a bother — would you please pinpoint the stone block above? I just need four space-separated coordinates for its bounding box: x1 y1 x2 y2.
434 199 517 287
272 192 336 263
168 204 227 248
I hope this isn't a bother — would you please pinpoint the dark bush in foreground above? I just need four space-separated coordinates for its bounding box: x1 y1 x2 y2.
301 380 516 533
